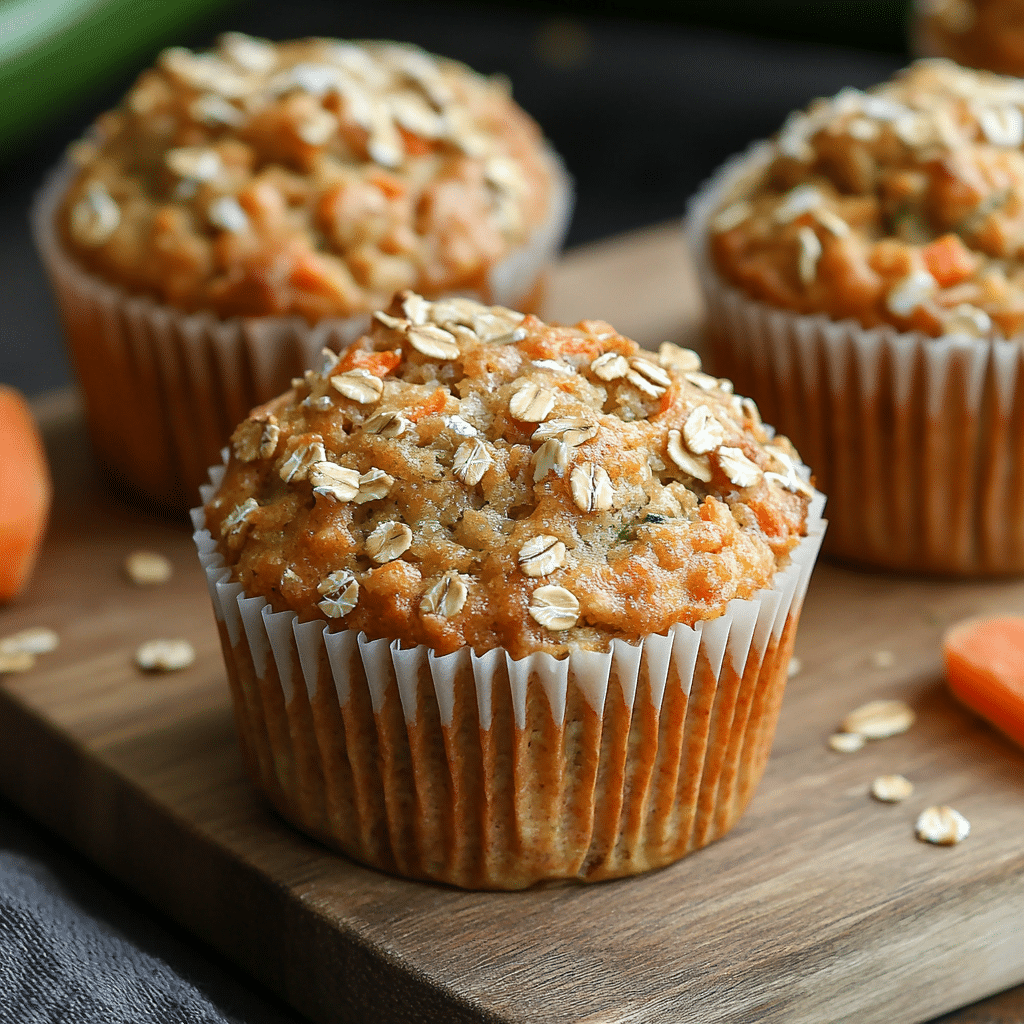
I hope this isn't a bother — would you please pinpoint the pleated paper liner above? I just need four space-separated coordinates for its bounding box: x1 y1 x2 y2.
32 153 573 515
192 469 826 890
686 144 1024 575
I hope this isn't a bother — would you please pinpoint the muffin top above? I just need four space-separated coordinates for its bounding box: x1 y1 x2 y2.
710 59 1024 341
59 34 554 320
915 0 1024 79
204 292 813 660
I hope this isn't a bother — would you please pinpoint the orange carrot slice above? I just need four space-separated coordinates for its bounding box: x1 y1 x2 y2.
943 616 1024 750
0 385 52 602
921 233 977 288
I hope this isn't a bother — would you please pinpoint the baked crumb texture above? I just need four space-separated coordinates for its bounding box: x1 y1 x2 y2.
691 60 1024 575
711 59 1024 341
60 35 554 319
205 293 812 659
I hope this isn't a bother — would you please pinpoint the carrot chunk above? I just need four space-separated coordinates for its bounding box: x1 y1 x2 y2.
921 234 977 288
0 385 52 602
943 616 1024 750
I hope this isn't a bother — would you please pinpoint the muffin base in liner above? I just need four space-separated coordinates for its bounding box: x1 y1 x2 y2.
687 144 1024 576
32 153 573 514
192 469 825 890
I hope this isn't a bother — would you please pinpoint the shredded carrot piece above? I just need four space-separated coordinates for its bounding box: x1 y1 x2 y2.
921 234 977 288
943 615 1024 750
0 385 52 603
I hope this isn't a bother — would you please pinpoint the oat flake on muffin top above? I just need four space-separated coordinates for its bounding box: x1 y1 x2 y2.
204 292 812 659
711 59 1024 341
60 34 553 319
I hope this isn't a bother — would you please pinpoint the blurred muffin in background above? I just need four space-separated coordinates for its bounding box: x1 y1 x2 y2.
914 0 1024 77
688 59 1024 575
33 33 571 512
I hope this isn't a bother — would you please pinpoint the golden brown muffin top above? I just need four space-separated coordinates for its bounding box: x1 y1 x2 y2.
59 34 553 320
204 292 812 659
710 59 1024 341
915 0 1024 79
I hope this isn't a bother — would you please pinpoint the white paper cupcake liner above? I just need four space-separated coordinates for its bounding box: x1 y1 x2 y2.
32 153 573 513
191 466 825 890
686 144 1024 575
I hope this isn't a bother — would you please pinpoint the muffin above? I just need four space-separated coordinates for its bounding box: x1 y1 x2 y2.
33 33 571 512
192 290 825 890
914 0 1024 77
688 59 1024 575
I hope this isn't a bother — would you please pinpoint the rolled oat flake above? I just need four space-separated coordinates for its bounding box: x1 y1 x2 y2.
135 638 196 672
915 805 970 846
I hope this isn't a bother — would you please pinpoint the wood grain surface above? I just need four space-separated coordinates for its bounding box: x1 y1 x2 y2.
2 224 1024 1024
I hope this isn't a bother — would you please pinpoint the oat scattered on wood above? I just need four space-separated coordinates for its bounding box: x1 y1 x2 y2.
788 656 802 678
842 699 915 739
1 626 60 657
828 732 866 753
125 551 173 586
136 639 196 672
0 651 36 673
915 805 970 846
871 774 914 803
871 650 896 669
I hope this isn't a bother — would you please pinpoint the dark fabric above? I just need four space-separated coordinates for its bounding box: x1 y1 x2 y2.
0 803 301 1024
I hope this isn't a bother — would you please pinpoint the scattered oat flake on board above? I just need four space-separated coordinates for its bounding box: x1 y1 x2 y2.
787 656 802 678
915 805 970 846
841 699 915 739
0 650 35 673
125 551 173 586
0 626 59 656
828 732 865 753
871 650 895 669
136 639 195 672
871 774 914 803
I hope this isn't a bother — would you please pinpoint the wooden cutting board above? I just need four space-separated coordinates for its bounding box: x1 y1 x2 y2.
3 224 1024 1024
